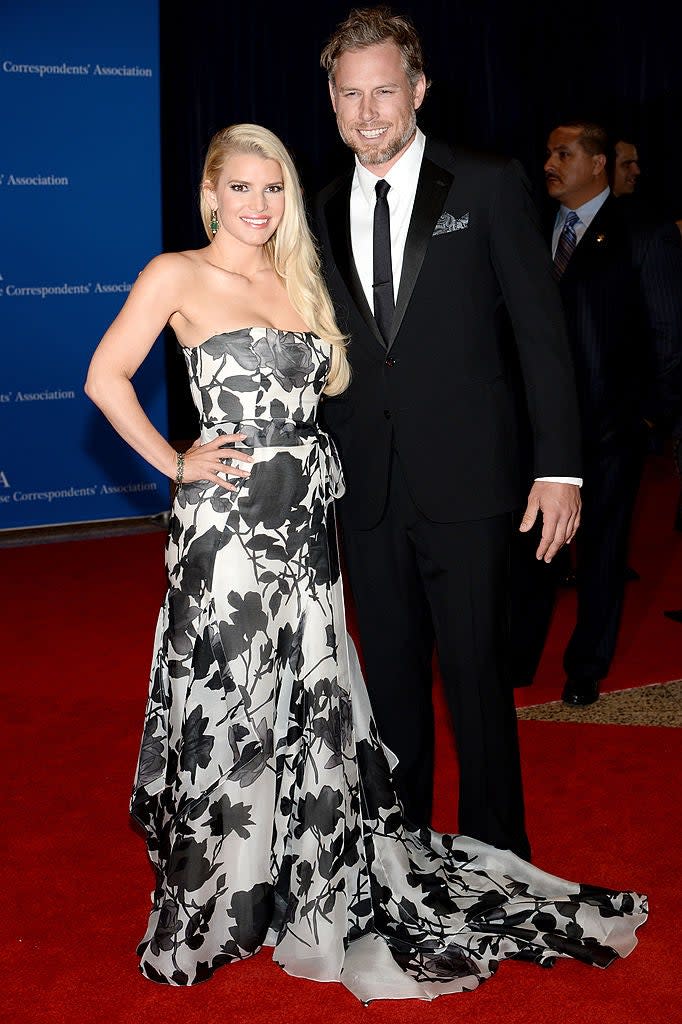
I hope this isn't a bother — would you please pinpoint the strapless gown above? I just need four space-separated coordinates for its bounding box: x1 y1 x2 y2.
131 327 647 1001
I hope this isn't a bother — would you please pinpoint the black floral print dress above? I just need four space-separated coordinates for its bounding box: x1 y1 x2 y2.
131 328 647 1001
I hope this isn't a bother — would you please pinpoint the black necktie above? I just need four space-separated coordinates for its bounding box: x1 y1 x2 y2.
373 179 394 341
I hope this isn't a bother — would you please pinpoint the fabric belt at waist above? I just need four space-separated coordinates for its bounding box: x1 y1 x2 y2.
206 418 320 449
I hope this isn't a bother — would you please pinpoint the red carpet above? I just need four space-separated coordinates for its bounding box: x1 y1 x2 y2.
2 454 681 1024
516 453 682 707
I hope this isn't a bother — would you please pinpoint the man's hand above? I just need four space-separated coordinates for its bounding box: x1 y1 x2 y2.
519 481 581 562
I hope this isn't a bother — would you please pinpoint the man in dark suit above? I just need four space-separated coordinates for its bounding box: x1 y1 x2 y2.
315 7 582 861
611 138 641 199
516 120 682 707
608 132 682 625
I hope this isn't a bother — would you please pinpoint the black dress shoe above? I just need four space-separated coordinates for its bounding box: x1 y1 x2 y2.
562 678 600 706
664 609 682 623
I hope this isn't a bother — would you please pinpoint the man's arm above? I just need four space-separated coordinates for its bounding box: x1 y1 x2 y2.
488 160 583 558
637 222 682 431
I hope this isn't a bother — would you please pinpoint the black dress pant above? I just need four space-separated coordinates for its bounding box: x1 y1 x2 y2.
339 451 530 861
509 518 558 685
511 431 646 685
565 434 646 681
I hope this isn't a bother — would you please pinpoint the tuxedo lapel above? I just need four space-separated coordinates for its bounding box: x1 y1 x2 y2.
323 175 386 350
388 157 454 351
560 197 614 282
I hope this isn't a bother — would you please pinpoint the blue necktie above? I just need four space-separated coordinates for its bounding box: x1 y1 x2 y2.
553 210 579 280
373 179 394 341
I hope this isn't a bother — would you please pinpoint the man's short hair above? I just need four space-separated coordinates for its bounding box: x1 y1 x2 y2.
561 120 610 158
320 5 428 89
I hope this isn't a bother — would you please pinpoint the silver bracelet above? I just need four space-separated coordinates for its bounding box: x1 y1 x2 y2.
175 451 185 486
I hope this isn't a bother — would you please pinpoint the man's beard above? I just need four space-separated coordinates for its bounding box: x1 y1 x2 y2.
339 108 417 167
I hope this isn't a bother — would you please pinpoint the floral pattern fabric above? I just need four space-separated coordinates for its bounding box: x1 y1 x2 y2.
131 327 647 1001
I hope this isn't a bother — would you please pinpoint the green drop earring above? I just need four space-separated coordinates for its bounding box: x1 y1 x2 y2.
210 209 219 237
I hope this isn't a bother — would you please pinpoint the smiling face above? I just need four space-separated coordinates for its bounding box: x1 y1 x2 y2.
204 153 285 248
613 140 641 196
330 40 426 176
544 126 608 209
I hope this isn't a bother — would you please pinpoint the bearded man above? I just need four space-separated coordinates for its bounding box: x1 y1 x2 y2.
315 7 582 860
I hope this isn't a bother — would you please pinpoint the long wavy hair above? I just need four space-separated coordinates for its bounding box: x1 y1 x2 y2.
200 124 349 396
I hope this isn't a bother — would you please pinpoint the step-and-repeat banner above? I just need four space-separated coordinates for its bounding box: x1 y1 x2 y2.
0 2 168 530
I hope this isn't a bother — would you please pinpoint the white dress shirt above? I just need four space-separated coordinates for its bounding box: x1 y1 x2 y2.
551 186 611 256
348 129 581 488
350 128 426 306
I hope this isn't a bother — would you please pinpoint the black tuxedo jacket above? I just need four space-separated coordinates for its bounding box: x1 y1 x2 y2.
316 137 582 528
555 194 682 448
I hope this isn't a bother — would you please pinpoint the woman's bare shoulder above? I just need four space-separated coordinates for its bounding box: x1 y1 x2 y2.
137 248 211 287
130 253 189 295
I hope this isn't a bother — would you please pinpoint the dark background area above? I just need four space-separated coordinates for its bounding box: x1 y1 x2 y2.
159 0 682 439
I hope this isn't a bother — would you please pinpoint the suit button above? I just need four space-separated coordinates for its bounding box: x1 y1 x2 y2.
385 357 395 368
383 410 391 420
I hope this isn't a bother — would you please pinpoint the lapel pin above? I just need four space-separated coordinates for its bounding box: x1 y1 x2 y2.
595 234 606 244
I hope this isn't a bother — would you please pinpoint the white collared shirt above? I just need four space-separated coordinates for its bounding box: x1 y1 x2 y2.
350 128 426 307
551 186 611 256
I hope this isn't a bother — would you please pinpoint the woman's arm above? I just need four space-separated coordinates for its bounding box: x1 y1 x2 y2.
85 253 187 478
85 253 251 489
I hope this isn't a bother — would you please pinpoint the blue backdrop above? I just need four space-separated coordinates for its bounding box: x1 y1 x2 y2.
0 1 168 530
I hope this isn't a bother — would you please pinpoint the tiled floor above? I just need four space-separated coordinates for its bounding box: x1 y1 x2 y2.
517 678 682 727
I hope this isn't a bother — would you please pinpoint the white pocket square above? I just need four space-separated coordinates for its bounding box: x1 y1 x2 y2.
433 211 469 236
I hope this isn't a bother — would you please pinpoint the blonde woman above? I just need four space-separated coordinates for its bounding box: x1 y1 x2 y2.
86 124 646 1003
86 122 360 981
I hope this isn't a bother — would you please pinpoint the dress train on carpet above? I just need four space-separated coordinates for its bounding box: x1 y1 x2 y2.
130 328 647 1001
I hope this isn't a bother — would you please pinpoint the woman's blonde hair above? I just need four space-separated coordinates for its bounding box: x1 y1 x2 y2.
200 124 349 396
